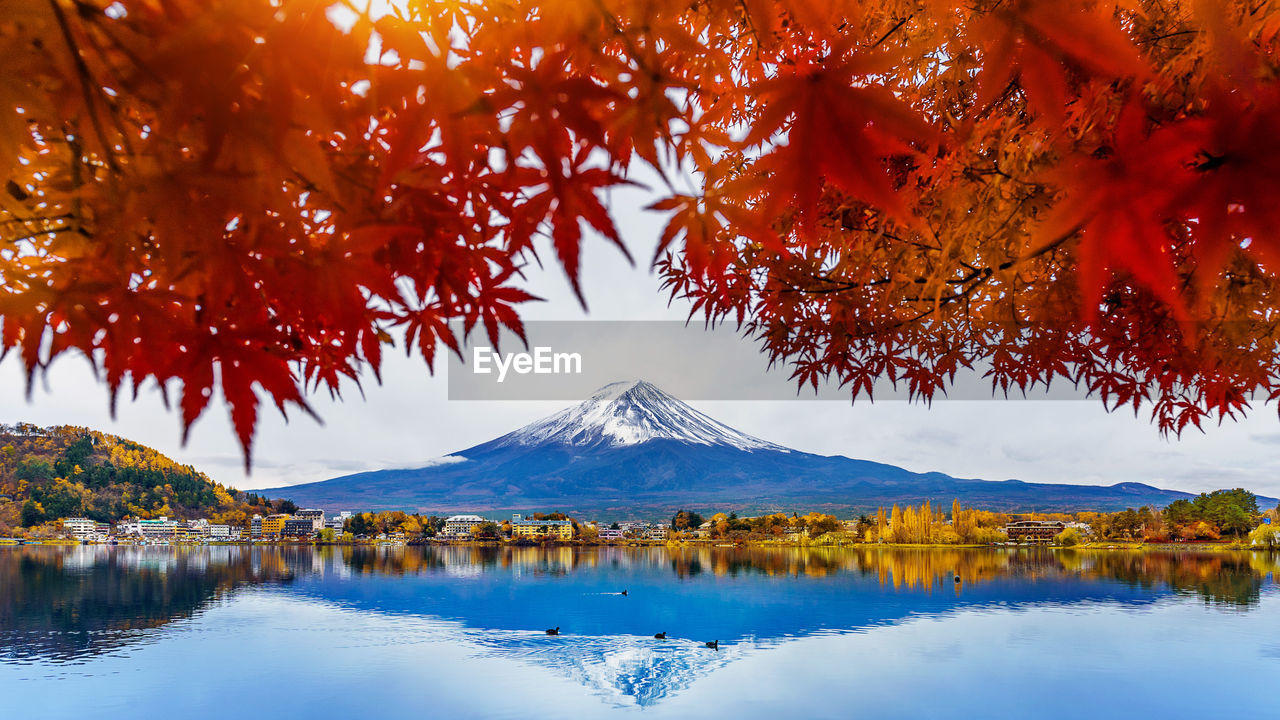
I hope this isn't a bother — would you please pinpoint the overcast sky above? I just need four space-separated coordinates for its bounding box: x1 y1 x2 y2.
4 177 1280 500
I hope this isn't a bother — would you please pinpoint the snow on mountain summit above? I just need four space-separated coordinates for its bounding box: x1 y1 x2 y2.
489 380 788 452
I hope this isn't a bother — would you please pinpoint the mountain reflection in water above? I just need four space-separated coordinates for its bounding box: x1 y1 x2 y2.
1 545 1277 708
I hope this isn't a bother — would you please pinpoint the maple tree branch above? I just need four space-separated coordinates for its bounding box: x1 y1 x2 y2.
781 260 1013 296
965 163 1036 186
971 78 1020 122
1138 30 1196 45
75 18 140 158
3 182 36 222
1 213 74 233
64 133 87 236
1017 226 1079 264
871 16 912 49
49 0 120 174
880 231 942 253
4 223 76 244
78 9 164 86
899 272 992 304
737 1 764 57
3 0 1270 454
981 196 1031 247
288 173 350 214
779 276 891 294
833 299 953 343
591 0 650 76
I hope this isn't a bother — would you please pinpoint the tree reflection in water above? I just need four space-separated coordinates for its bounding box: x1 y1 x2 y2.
2 545 1276 667
0 545 296 662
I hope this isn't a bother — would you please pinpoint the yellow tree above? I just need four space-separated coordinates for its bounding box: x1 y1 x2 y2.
711 512 729 538
889 504 905 544
400 516 423 536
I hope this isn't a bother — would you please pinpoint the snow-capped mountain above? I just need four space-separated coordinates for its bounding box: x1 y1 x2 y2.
265 380 1209 516
485 380 786 452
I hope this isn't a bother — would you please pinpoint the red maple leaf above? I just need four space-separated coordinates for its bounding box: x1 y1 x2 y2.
743 49 936 222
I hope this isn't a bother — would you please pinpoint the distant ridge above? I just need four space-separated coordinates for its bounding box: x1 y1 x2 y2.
262 381 1270 517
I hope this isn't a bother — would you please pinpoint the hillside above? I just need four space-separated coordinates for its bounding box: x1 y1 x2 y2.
0 423 292 536
264 381 1263 518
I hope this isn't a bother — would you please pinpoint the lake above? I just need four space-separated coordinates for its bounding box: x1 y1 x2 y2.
2 544 1277 718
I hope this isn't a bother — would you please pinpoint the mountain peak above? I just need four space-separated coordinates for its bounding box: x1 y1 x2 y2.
589 379 654 401
486 380 787 452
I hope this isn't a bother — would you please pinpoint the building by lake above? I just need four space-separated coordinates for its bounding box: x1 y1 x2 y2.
294 509 326 532
283 517 318 537
442 514 488 538
1005 520 1066 543
511 514 573 540
62 517 110 541
261 514 290 539
115 517 179 541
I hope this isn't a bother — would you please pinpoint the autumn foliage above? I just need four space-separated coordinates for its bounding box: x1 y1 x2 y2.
4 0 1280 461
0 423 278 535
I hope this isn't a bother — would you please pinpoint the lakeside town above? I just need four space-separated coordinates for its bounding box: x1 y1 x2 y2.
10 496 1280 550
38 510 656 545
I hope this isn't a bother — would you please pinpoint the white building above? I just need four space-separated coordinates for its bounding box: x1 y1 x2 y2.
294 509 326 531
208 524 239 541
442 514 487 538
644 524 670 541
144 517 178 539
325 511 352 532
598 528 625 540
116 516 178 540
63 517 108 541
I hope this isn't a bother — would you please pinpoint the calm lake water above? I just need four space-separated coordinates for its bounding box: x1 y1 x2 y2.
2 545 1277 718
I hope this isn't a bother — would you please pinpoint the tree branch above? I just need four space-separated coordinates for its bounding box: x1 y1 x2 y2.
49 0 120 173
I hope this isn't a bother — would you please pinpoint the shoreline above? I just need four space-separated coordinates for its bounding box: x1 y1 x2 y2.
0 538 1268 552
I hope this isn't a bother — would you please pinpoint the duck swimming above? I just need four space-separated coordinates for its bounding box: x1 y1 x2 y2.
653 631 667 639
704 640 719 649
546 627 560 635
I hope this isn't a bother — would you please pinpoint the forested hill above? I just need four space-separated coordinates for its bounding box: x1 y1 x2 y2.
0 423 292 535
